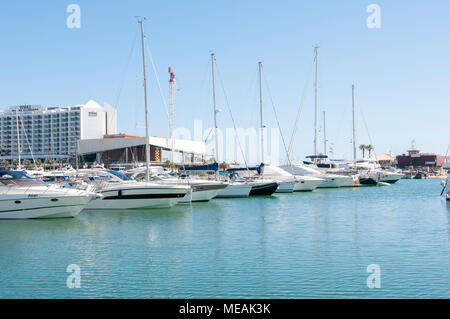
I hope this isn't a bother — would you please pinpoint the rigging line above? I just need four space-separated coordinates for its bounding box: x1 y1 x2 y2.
287 56 315 158
262 67 293 168
204 127 214 143
115 25 139 108
444 143 450 158
214 60 250 170
357 100 377 159
19 115 37 169
144 38 170 123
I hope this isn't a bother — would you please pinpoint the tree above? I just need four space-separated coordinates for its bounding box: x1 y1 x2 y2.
0 160 10 169
219 161 228 170
359 144 366 158
23 160 32 168
366 145 374 158
162 160 171 168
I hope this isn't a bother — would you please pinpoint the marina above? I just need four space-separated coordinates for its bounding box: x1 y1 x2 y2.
0 179 448 298
0 1 449 303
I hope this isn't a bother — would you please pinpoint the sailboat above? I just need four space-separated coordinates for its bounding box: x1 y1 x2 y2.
254 62 297 193
208 53 252 198
282 47 354 188
80 19 190 209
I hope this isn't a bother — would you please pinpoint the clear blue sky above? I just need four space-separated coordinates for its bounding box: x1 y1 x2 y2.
1 0 449 162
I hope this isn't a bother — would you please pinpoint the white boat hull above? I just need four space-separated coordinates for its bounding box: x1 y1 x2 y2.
293 177 324 191
317 175 354 188
380 172 404 184
215 183 252 198
0 195 93 219
85 186 188 210
179 184 227 203
275 180 296 193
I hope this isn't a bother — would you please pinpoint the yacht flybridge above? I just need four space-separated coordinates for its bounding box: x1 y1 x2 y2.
0 170 98 219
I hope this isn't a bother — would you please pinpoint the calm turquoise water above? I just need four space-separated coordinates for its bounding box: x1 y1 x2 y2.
0 179 449 298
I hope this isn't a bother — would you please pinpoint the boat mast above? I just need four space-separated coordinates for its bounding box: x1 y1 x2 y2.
211 53 219 173
169 67 176 172
139 20 150 182
259 61 264 164
15 108 21 169
314 46 319 156
323 110 327 155
352 84 356 161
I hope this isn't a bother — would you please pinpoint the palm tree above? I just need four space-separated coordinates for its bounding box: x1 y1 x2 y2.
0 160 10 169
162 160 171 168
23 160 32 168
359 144 366 158
366 144 374 158
219 161 228 170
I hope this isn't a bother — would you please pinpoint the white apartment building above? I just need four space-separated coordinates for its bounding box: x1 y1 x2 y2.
0 100 117 160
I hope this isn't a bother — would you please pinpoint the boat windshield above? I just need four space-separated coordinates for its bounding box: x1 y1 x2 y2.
108 170 132 181
0 170 45 186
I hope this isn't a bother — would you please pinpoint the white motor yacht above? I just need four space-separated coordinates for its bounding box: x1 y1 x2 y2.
149 174 228 203
126 166 230 202
352 159 404 184
262 164 323 192
280 163 354 188
73 170 190 209
0 170 98 219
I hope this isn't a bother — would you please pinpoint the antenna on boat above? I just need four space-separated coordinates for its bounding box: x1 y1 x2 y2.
138 19 150 182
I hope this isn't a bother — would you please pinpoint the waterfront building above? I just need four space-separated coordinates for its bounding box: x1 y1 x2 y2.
0 100 116 161
78 133 206 164
396 148 450 170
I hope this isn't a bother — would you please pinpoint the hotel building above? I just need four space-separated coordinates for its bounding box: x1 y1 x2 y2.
0 100 117 161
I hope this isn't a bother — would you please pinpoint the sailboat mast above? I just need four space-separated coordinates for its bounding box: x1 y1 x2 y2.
352 84 356 161
169 67 175 172
211 53 219 167
139 20 150 182
323 110 327 155
314 46 319 156
15 108 21 169
259 61 264 164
